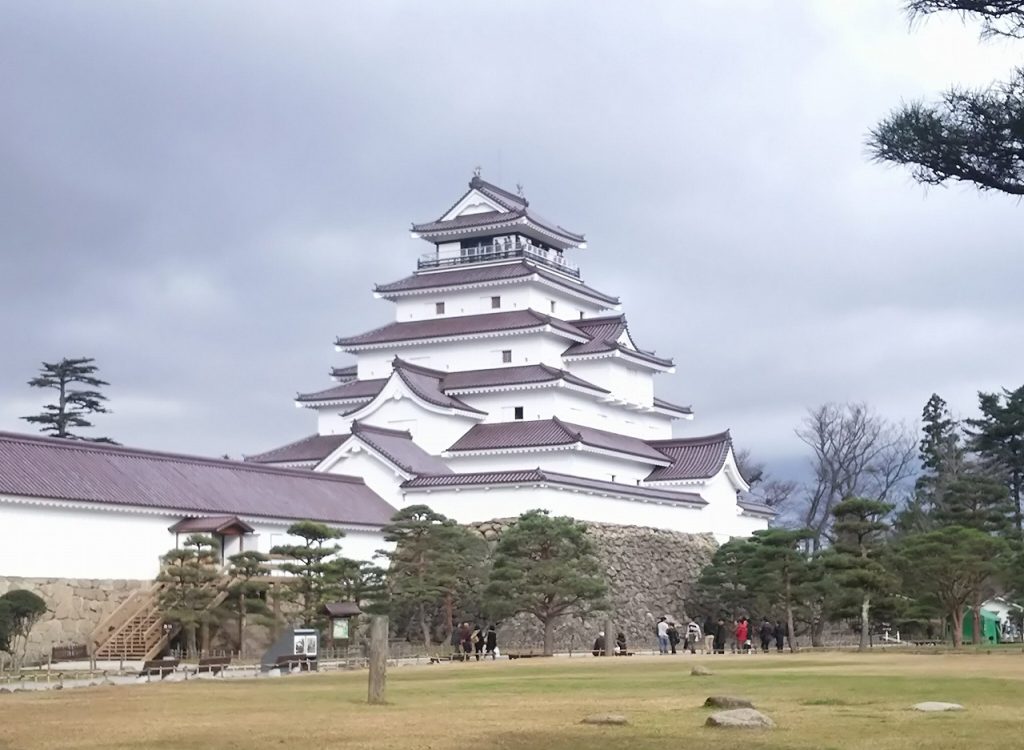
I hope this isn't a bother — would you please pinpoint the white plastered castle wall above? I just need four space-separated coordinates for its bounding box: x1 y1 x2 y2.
0 496 387 580
444 448 660 486
390 282 610 322
563 358 658 406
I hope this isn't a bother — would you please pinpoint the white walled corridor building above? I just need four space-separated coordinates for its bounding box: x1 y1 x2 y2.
249 175 773 540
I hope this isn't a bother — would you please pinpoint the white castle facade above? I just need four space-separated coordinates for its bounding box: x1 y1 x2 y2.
250 175 773 540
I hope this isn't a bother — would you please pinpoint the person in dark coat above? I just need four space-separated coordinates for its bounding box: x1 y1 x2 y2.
615 632 627 655
713 618 727 654
459 622 473 659
592 631 606 657
667 622 680 654
775 620 786 652
702 617 716 654
472 624 485 661
759 618 774 653
485 625 498 659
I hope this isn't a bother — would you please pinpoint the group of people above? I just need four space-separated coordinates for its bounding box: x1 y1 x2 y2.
651 615 788 654
450 623 498 660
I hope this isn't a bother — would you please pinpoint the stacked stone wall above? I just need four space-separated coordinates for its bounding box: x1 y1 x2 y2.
0 577 146 665
467 519 717 653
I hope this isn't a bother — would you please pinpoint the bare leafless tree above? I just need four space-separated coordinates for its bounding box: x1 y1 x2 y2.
791 403 917 549
734 447 799 509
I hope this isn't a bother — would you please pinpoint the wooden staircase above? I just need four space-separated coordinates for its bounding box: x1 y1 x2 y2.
90 581 234 661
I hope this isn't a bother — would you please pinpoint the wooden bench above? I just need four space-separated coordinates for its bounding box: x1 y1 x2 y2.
51 644 88 661
275 654 316 672
196 656 231 675
141 658 179 678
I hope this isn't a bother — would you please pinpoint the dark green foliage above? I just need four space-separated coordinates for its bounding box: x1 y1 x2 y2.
484 510 607 655
157 535 224 656
270 520 370 630
936 472 1014 534
0 589 47 667
21 357 116 443
223 551 273 655
869 2 1024 196
375 505 487 647
830 498 895 650
966 386 1024 533
895 525 1010 647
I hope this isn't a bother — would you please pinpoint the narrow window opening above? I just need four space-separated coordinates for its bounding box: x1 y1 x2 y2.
514 406 524 420
550 300 556 313
501 350 512 364
491 296 501 309
435 302 445 315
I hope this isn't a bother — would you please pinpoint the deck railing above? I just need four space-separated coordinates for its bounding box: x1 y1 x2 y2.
417 243 580 278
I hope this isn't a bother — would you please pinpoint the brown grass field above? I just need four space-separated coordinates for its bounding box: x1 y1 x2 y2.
2 651 1024 749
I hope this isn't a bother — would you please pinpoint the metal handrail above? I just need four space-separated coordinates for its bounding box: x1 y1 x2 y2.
417 244 580 278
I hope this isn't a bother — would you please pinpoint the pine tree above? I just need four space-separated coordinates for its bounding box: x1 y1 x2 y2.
0 590 47 669
21 357 116 443
966 386 1024 534
830 498 895 651
157 535 224 657
744 528 813 652
484 510 607 655
271 520 360 629
223 551 272 657
896 526 1010 647
897 394 962 534
376 505 487 648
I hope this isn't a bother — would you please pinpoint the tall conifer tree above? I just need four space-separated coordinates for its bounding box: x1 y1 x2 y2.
22 357 116 443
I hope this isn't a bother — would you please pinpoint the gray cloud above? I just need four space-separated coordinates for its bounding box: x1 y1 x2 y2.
2 1 1022 481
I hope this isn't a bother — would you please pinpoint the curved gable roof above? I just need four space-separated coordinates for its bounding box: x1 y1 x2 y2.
645 431 733 482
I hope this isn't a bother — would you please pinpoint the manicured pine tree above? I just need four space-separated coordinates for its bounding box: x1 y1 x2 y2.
829 498 895 651
270 521 361 629
224 551 272 657
157 535 223 657
21 357 117 443
694 538 757 619
0 590 47 670
744 528 813 652
966 386 1024 534
484 510 607 656
376 505 487 648
896 525 1010 648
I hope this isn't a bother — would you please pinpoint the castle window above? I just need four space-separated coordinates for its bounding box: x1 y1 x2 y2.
435 302 445 315
514 406 524 420
550 300 556 313
491 296 501 309
501 350 512 363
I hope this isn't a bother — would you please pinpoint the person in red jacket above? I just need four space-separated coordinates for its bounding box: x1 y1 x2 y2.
735 617 750 653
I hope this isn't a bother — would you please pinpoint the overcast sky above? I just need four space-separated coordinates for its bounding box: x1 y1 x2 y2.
2 1 1021 479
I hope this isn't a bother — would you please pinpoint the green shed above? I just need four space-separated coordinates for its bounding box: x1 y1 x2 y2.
963 609 1001 643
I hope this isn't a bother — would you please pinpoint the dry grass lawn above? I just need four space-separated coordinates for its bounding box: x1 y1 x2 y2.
2 651 1024 749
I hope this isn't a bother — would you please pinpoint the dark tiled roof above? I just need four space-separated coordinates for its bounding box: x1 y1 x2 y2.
652 397 694 416
374 260 619 306
0 431 395 526
169 515 255 534
331 365 358 382
336 309 587 349
447 418 671 464
645 431 733 482
297 378 386 404
350 421 453 476
563 314 674 368
299 364 607 407
441 363 608 394
323 601 362 618
391 360 485 414
738 496 777 517
245 433 349 465
412 177 585 244
402 468 705 506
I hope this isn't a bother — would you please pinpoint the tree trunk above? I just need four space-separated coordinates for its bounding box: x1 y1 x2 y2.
200 621 210 657
442 594 454 645
951 610 964 648
238 596 247 658
419 603 432 648
186 625 198 657
542 618 555 656
971 604 982 645
367 615 388 705
785 574 798 652
858 594 871 652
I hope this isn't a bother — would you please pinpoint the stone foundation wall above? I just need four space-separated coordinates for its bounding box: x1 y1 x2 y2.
467 519 717 653
0 577 147 665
